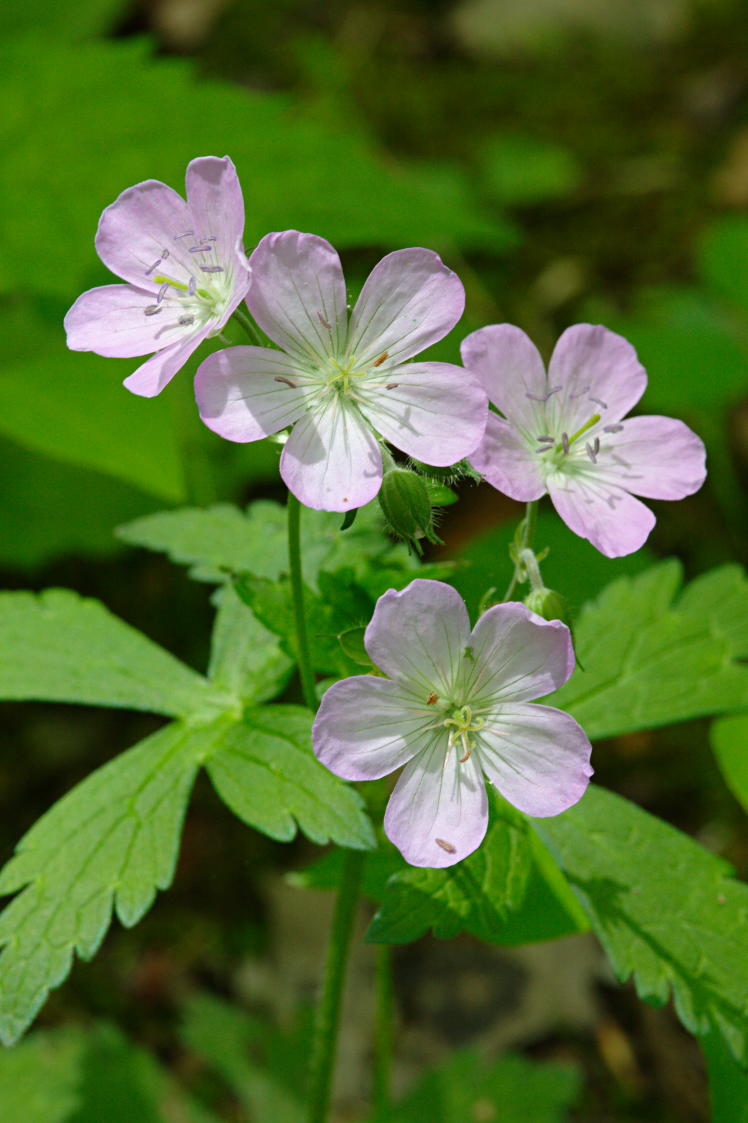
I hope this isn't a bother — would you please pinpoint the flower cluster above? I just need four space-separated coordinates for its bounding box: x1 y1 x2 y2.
65 156 708 868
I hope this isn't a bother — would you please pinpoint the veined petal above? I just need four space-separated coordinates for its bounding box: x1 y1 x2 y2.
280 398 382 511
547 470 656 557
364 580 470 695
64 284 192 358
95 178 193 290
595 415 706 500
247 231 347 363
384 740 488 868
546 324 647 435
123 327 210 398
461 324 548 437
464 603 575 705
185 156 245 270
478 703 592 818
347 248 465 367
358 362 487 465
195 346 311 442
469 412 546 501
313 676 433 780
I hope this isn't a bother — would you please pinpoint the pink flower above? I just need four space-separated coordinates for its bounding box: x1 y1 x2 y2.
465 324 707 557
194 231 488 512
64 156 251 398
313 579 592 868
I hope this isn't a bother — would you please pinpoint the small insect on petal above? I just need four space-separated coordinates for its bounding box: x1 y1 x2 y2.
427 692 439 705
435 838 456 854
373 351 389 367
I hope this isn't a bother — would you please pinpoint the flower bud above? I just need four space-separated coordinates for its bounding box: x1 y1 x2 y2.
524 586 571 626
378 468 443 555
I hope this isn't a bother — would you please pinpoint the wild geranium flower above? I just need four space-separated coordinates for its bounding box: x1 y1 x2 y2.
64 156 250 398
194 231 487 511
464 324 707 557
313 579 592 868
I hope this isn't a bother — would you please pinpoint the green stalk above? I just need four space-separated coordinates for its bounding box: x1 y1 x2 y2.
286 492 318 711
232 303 264 345
501 499 538 601
371 945 394 1121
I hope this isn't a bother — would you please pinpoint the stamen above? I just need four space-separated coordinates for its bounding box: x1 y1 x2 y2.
546 385 562 397
536 435 554 445
385 382 400 390
427 692 439 705
200 265 224 274
604 424 624 433
526 385 562 403
589 396 608 409
561 432 570 455
317 312 332 329
178 315 195 326
174 231 194 240
204 236 217 242
274 376 298 388
189 244 213 253
188 276 197 296
161 248 170 260
143 305 162 316
569 384 592 399
585 441 598 463
157 282 169 303
592 437 600 454
373 351 389 367
435 838 456 854
144 259 161 276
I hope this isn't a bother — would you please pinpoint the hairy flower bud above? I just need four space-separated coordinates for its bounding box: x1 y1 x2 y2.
378 468 443 555
524 586 570 626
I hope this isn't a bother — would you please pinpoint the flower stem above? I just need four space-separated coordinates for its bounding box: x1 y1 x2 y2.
232 303 264 346
502 499 538 601
307 849 365 1123
287 491 318 711
371 945 394 1121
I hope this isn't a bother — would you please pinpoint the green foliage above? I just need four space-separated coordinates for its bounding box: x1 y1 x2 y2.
698 215 748 316
548 562 748 740
538 786 748 1065
702 1030 748 1123
0 588 228 719
479 133 581 206
710 714 748 815
0 1023 217 1123
206 706 374 849
207 584 293 705
0 0 127 41
386 1049 580 1123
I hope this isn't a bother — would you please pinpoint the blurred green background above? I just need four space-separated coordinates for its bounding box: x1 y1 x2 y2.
2 0 748 1118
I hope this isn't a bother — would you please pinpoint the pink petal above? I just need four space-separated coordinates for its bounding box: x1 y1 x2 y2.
313 676 431 780
364 579 470 695
347 248 465 367
384 741 488 867
64 284 192 358
478 703 592 818
465 603 575 703
95 178 193 290
547 471 656 557
247 231 348 363
195 345 311 442
596 415 706 500
460 324 548 435
469 412 546 501
123 328 209 398
280 398 382 511
185 156 245 272
546 324 647 435
359 361 488 465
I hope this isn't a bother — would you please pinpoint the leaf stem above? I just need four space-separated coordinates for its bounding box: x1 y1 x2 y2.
307 849 365 1123
287 491 318 711
232 303 264 346
371 944 394 1121
502 500 538 601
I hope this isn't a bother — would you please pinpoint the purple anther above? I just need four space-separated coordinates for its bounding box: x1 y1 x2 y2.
585 441 598 464
526 392 548 402
200 265 224 274
178 314 195 326
144 305 162 316
592 437 600 455
385 382 400 390
204 235 217 242
561 432 570 455
189 244 213 254
174 231 194 240
317 311 332 329
604 424 624 433
188 276 196 296
589 396 608 409
546 385 562 398
157 282 169 304
569 384 591 399
161 248 170 260
535 434 554 443
144 259 161 276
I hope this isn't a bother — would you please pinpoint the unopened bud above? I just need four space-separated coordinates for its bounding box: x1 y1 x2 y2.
524 586 570 626
378 468 443 555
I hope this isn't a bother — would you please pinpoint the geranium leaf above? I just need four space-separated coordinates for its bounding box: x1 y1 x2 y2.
207 585 293 705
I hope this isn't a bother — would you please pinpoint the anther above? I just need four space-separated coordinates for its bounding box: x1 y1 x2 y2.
161 248 170 260
144 259 161 276
188 276 197 296
604 424 623 433
373 351 389 367
143 305 162 316
427 692 439 705
200 265 224 274
317 312 332 329
592 437 600 454
189 244 213 253
385 382 400 390
561 432 570 455
536 435 554 444
569 384 591 399
178 315 195 326
459 745 472 763
435 838 456 854
546 385 562 397
585 441 598 463
526 392 547 402
589 396 608 409
174 231 194 240
274 376 298 388
157 282 169 303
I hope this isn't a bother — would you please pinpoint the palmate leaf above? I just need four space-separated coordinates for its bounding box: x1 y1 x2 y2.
538 786 748 1065
207 585 293 705
0 589 229 720
547 562 748 740
710 714 748 815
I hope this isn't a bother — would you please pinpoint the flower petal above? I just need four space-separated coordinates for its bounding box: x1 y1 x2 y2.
122 327 209 398
460 324 548 436
347 248 465 367
247 231 348 363
358 361 487 465
364 579 470 695
64 284 195 358
595 415 706 500
185 156 245 270
547 470 656 557
469 412 546 501
280 398 382 511
546 324 647 435
384 741 488 867
95 178 193 290
478 702 592 817
195 345 311 442
464 602 575 704
313 676 433 780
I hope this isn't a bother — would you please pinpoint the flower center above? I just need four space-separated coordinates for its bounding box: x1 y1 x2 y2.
140 231 231 334
534 412 604 470
442 704 485 763
324 351 391 399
